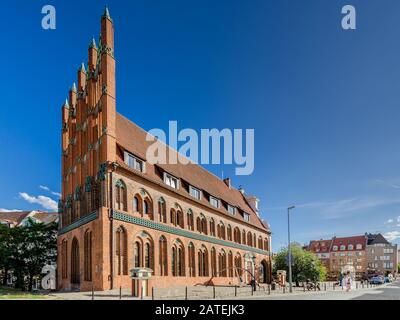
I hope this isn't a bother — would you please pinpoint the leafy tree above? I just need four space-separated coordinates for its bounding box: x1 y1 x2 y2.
0 218 57 291
398 263 400 274
273 243 326 286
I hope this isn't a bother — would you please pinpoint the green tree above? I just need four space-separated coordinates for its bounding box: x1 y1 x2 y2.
273 244 326 286
0 219 57 291
397 263 400 274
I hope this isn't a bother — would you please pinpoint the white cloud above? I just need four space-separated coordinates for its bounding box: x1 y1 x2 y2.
384 219 394 225
0 208 21 213
383 231 400 242
38 185 61 198
19 192 58 211
376 179 400 189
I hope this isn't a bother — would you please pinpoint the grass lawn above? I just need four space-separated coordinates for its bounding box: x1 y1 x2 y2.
0 286 58 300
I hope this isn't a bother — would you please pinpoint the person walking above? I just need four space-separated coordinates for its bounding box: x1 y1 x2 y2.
345 272 352 292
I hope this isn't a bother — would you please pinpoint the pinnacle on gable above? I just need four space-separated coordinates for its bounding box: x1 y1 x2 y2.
79 62 86 73
63 99 70 108
89 37 97 49
103 6 112 21
71 82 77 92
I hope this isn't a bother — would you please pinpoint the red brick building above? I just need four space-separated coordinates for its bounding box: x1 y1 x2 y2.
57 8 272 294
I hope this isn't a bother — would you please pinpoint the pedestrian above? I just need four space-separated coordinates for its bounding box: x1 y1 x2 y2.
345 272 352 292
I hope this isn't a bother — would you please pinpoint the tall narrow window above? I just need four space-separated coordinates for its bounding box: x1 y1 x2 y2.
172 247 177 276
159 236 168 276
115 180 127 211
145 243 151 268
170 209 177 226
177 210 184 228
211 247 217 277
134 241 141 268
227 225 232 241
187 210 194 230
188 243 195 277
210 219 215 236
84 230 92 281
71 237 80 284
158 198 166 223
228 252 233 277
116 227 128 275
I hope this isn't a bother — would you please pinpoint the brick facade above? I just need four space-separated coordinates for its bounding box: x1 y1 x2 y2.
57 8 272 293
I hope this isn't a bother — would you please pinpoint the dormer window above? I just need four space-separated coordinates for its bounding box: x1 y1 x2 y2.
210 196 220 208
124 151 144 173
340 245 346 251
164 173 179 189
332 246 338 251
243 212 250 222
227 205 236 216
189 186 201 200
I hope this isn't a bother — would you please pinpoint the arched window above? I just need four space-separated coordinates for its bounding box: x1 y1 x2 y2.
201 216 208 235
258 236 263 249
198 246 209 277
158 198 166 223
227 225 232 241
159 236 168 276
219 223 226 240
247 232 252 247
84 230 92 281
234 254 242 277
116 227 128 275
115 180 127 211
134 241 141 268
209 218 215 237
170 209 177 226
211 247 217 277
253 233 256 247
172 240 185 277
144 197 153 220
242 230 246 245
187 210 194 231
264 238 269 251
196 216 201 232
133 194 143 214
71 237 80 284
234 227 241 244
218 250 227 277
177 210 184 229
188 243 195 277
62 239 68 279
228 251 233 277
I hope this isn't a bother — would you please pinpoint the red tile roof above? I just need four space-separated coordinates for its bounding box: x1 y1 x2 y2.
308 239 332 253
331 235 367 251
0 211 30 225
115 113 268 232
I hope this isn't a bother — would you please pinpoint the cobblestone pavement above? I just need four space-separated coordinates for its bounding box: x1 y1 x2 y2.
237 281 400 300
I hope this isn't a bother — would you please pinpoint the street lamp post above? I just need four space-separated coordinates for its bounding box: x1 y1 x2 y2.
287 205 295 293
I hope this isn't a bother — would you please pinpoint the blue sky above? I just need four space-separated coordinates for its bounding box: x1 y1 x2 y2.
1 0 400 251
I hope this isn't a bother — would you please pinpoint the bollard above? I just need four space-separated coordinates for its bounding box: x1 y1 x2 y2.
303 284 306 292
119 286 122 300
213 286 216 299
356 283 358 290
185 286 188 300
251 286 254 296
268 284 271 295
152 287 155 301
333 284 335 291
235 286 237 297
324 283 326 291
283 286 286 294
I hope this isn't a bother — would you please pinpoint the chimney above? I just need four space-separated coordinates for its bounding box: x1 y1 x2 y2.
223 178 231 189
246 195 259 214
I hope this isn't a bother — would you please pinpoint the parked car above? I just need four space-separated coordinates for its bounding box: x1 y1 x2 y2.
370 276 384 284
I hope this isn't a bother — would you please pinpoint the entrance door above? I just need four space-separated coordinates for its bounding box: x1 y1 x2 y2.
71 238 80 286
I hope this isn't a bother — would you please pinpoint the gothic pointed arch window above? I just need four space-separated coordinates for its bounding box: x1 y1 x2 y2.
242 230 246 245
234 253 242 277
196 216 201 232
264 237 269 251
170 208 177 226
247 232 253 247
187 210 194 231
159 236 168 276
227 225 232 241
200 215 208 235
198 246 209 277
258 236 263 250
158 198 167 223
234 227 241 244
145 242 151 268
115 179 127 211
172 240 185 277
143 197 153 220
133 241 141 268
84 230 92 281
228 251 233 277
209 218 216 237
71 237 80 284
253 233 256 247
188 242 195 277
116 226 128 275
176 210 184 229
219 222 226 240
211 247 217 277
219 250 227 277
